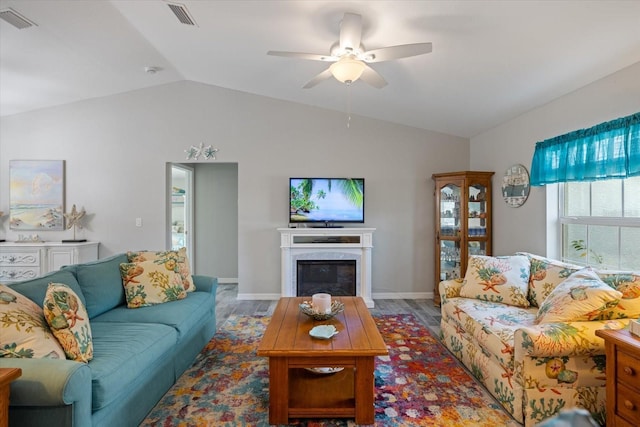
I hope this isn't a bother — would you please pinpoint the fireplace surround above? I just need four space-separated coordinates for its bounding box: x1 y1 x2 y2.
278 228 375 307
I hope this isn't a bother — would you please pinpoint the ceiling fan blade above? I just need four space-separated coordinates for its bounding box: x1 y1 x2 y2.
267 51 337 62
303 68 334 89
359 65 387 89
363 42 432 63
339 13 362 51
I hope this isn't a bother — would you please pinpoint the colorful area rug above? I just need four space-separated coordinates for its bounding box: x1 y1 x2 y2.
141 314 516 426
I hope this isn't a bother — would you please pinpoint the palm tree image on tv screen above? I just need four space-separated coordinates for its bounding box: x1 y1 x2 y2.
289 178 364 224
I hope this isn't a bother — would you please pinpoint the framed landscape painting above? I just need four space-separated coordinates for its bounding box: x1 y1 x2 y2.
10 160 65 230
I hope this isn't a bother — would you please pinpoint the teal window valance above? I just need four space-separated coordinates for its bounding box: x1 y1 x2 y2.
530 112 640 186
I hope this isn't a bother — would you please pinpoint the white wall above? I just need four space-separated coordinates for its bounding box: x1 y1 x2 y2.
0 81 470 298
470 62 640 256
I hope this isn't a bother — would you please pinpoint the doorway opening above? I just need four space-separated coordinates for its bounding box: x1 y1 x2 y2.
167 162 238 281
170 164 194 271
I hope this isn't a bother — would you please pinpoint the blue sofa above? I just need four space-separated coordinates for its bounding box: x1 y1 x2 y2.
0 253 218 427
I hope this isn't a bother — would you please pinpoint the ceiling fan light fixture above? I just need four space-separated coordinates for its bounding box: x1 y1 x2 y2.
329 56 365 84
267 13 430 89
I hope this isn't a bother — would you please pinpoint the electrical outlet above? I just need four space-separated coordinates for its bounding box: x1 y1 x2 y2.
136 218 142 227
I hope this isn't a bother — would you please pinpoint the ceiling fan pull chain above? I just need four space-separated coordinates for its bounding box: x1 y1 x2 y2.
346 83 352 128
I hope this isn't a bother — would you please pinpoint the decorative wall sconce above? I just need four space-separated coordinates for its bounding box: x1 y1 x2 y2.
185 142 219 160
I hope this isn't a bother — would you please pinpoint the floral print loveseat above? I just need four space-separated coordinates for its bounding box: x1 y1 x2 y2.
439 253 640 426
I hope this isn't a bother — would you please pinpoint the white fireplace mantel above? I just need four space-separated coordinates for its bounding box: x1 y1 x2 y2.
278 227 375 308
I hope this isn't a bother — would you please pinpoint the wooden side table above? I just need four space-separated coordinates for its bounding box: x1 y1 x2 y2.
0 368 22 427
595 329 640 427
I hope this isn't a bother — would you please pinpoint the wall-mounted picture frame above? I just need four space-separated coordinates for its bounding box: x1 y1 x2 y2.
10 160 65 230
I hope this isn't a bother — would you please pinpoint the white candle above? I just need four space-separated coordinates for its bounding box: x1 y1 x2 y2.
312 293 332 314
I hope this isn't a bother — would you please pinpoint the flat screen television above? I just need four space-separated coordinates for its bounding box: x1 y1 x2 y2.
289 178 365 225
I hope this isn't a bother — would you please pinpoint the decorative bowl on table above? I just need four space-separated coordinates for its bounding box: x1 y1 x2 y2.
299 300 345 321
304 366 345 374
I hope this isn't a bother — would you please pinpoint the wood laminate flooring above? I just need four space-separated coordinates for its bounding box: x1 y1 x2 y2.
214 284 442 336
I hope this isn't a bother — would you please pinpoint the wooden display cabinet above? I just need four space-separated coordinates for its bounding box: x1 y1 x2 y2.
432 171 494 305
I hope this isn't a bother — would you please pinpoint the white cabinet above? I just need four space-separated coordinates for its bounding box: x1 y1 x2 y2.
0 242 99 283
0 248 42 282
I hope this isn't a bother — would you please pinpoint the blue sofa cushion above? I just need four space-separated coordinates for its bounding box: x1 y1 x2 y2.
63 253 128 318
88 322 177 411
92 291 214 341
8 269 86 309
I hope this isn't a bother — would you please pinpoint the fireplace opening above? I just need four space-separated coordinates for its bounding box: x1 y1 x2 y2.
297 260 356 296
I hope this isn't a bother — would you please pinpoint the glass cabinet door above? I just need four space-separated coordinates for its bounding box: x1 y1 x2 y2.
440 240 461 280
468 241 487 257
440 184 460 237
467 184 488 237
439 183 462 280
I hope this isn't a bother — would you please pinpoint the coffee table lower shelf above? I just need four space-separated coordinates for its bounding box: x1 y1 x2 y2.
289 368 356 418
267 356 376 425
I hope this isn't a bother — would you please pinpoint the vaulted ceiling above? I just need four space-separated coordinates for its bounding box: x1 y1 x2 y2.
1 0 639 137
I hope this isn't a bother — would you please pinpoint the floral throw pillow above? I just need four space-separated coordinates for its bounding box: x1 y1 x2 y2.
43 283 93 362
0 284 65 359
460 255 531 307
593 269 640 320
535 268 622 324
516 252 583 307
127 248 195 292
119 260 187 308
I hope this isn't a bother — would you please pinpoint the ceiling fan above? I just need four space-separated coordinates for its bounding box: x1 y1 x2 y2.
267 12 432 89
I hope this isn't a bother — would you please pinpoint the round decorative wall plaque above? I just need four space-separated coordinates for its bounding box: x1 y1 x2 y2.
502 164 530 208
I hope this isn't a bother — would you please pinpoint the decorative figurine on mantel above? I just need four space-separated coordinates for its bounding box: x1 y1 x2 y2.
16 234 43 243
0 211 5 242
63 204 87 243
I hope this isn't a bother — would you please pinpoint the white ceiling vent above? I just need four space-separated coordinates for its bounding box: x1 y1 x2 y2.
167 2 197 26
0 8 37 29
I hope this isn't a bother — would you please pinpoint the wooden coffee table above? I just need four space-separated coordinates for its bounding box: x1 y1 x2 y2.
257 296 388 425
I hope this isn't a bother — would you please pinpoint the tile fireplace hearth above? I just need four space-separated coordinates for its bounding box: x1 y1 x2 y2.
278 228 375 307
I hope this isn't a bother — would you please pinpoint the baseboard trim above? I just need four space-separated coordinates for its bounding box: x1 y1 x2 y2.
217 278 238 284
237 293 282 300
372 292 434 300
236 292 434 301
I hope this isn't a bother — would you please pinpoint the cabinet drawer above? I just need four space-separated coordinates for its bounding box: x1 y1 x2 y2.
0 267 40 282
0 252 40 267
616 382 640 424
614 414 637 427
617 350 640 390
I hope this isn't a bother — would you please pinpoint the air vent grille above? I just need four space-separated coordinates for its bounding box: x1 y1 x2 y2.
167 2 196 26
0 8 37 29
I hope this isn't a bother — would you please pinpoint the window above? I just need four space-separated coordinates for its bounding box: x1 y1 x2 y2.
560 176 640 269
533 113 639 269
